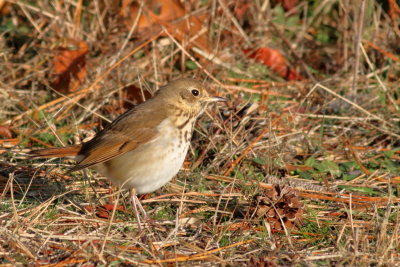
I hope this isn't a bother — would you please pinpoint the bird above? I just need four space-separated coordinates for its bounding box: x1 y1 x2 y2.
30 78 227 231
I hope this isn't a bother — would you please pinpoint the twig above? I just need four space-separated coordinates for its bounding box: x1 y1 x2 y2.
360 43 399 111
142 239 255 264
315 83 393 127
352 0 366 92
224 116 282 176
2 33 162 126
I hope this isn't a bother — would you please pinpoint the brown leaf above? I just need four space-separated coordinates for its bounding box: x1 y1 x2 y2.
234 2 251 20
276 0 298 11
101 204 126 212
123 84 152 109
388 0 400 20
84 204 126 219
96 210 110 219
121 0 210 52
51 39 89 93
0 126 12 138
244 47 303 81
0 0 10 15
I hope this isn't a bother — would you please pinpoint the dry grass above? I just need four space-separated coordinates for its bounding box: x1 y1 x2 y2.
1 0 400 265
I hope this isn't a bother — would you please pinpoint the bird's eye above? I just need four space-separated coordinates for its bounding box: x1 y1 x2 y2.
191 89 199 96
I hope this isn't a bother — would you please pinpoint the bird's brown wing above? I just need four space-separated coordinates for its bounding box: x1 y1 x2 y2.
70 101 166 172
69 130 158 172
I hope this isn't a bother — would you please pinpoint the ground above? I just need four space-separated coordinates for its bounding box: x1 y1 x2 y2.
1 0 400 266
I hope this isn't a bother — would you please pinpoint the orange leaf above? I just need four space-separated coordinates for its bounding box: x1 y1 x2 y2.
0 0 10 15
121 0 210 52
123 84 152 108
51 39 89 93
234 3 251 20
388 0 400 20
0 126 12 138
244 47 303 81
276 0 298 11
84 204 126 219
101 204 125 212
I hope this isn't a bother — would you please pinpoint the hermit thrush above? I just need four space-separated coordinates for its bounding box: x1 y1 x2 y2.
30 78 226 230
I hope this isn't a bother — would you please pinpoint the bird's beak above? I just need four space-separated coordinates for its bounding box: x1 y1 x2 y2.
205 96 228 102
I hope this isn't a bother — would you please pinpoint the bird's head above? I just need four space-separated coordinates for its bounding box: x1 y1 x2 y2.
158 78 227 117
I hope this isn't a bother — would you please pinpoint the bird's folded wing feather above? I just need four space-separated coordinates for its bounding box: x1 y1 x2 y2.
69 128 159 172
69 102 166 172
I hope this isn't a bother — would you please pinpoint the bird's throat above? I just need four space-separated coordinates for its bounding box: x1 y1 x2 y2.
172 108 197 131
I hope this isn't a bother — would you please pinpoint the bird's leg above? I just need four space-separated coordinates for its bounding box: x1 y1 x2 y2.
135 195 148 219
131 191 148 219
129 189 165 233
129 188 149 232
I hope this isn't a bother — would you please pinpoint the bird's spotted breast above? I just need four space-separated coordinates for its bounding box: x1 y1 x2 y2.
184 130 190 142
96 117 193 194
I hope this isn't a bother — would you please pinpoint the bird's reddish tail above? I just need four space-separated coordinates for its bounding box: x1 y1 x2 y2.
29 145 82 158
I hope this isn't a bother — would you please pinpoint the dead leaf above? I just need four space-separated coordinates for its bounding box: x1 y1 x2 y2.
51 39 89 93
101 204 126 212
0 0 10 15
276 0 298 11
121 0 210 52
388 0 400 20
0 126 12 138
123 84 152 109
84 204 126 219
244 47 303 81
234 2 251 20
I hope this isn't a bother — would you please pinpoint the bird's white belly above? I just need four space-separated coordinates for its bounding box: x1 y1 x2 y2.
95 119 190 194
